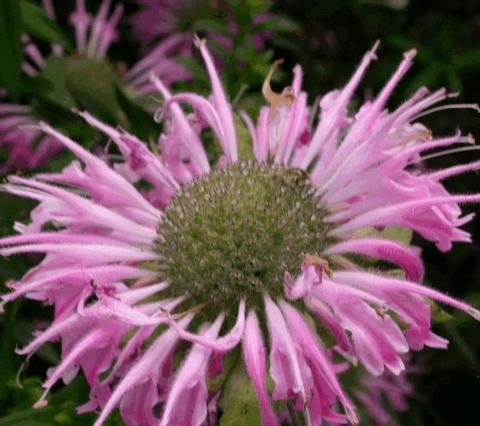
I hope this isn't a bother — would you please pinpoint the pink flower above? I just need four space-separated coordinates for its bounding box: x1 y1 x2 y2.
1 0 187 173
0 103 61 174
69 0 189 91
354 358 418 425
130 0 276 67
123 34 191 96
1 39 480 425
24 0 124 76
131 0 188 46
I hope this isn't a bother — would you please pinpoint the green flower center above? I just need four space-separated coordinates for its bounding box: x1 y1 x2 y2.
155 161 331 312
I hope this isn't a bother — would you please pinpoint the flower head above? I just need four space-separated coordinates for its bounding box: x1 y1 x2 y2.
131 0 276 67
353 357 419 425
0 102 61 173
131 0 273 46
1 39 480 425
1 0 187 173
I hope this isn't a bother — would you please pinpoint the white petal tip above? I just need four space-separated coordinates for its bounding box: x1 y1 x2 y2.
33 399 48 410
193 34 205 48
370 40 380 60
403 48 417 59
148 70 158 83
467 307 480 321
15 347 27 356
347 408 359 424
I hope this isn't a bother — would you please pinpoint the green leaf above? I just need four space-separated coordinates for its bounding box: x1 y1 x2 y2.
0 409 48 426
115 85 160 141
219 369 263 426
254 16 300 34
452 49 480 70
429 300 453 323
33 55 76 109
20 0 71 48
0 374 124 425
192 18 228 35
234 115 255 161
0 0 22 98
356 226 413 245
0 305 18 402
65 57 124 125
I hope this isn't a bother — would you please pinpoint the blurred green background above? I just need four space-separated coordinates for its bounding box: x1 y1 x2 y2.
0 0 479 424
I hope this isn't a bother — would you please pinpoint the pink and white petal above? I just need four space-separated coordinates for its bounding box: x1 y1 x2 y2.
159 316 223 426
264 296 308 408
325 238 424 281
93 315 193 426
242 310 279 426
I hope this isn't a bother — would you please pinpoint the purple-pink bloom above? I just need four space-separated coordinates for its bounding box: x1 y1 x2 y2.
353 357 418 425
131 0 186 46
131 0 275 67
69 0 189 91
0 103 61 174
1 0 188 173
1 39 480 425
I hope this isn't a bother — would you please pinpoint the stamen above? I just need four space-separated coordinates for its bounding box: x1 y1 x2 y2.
418 144 480 162
15 353 32 388
33 398 48 410
412 103 480 121
232 83 249 108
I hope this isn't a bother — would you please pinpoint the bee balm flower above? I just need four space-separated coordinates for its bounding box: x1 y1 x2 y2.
1 39 480 425
0 0 188 173
354 365 414 426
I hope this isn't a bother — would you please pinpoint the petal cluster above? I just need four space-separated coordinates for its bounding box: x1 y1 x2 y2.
0 0 188 173
353 358 416 425
131 0 274 52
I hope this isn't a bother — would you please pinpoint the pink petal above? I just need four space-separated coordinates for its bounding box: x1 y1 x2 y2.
242 310 279 426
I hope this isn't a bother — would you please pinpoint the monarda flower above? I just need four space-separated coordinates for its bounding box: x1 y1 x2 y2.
0 0 188 173
353 357 419 425
1 0 122 173
131 0 275 62
1 39 480 425
33 0 189 93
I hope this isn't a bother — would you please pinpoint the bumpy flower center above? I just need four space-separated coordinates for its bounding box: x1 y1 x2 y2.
155 161 331 311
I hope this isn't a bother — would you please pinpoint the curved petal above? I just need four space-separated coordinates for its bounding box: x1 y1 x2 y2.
167 300 245 352
325 238 424 281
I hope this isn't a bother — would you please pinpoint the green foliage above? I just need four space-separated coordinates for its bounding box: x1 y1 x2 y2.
219 367 262 425
429 300 453 323
173 0 297 113
34 55 77 109
357 225 414 245
115 85 160 142
65 57 124 124
0 375 124 426
20 0 71 48
235 115 255 160
0 0 22 98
